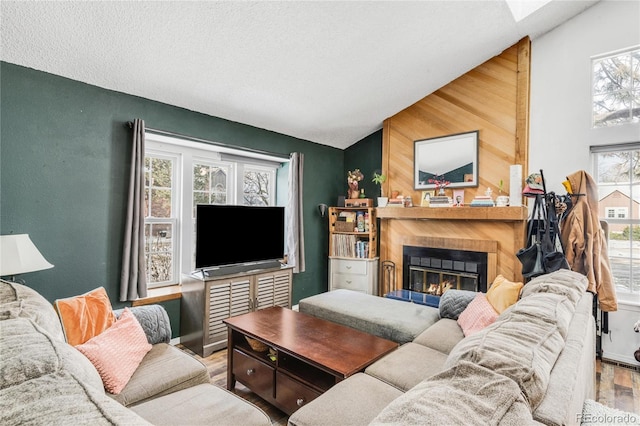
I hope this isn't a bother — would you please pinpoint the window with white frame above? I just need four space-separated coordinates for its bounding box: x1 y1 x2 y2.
591 143 640 296
591 46 640 128
144 132 283 288
144 154 179 288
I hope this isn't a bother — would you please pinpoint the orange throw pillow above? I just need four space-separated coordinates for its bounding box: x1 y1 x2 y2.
76 307 152 394
54 287 116 346
486 275 523 314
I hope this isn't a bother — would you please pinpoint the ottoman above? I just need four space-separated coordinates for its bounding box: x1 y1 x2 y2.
298 289 440 344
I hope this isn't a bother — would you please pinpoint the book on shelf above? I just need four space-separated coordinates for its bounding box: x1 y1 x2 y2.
331 234 370 258
466 193 494 207
386 199 405 208
429 195 452 207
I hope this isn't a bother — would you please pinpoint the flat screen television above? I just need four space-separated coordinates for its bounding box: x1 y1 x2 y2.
195 204 285 272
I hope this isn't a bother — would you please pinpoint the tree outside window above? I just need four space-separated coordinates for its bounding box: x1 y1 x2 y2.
243 168 273 206
592 47 640 128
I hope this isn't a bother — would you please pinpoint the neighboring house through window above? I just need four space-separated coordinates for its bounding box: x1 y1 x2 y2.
591 143 640 296
144 132 284 288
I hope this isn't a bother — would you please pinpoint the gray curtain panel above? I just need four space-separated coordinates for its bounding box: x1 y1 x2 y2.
286 152 305 273
120 119 147 301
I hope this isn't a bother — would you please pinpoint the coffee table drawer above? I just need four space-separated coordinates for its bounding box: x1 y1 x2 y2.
233 349 274 398
275 371 321 414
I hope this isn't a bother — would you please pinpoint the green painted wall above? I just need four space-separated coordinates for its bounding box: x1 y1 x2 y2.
0 62 344 331
344 130 383 200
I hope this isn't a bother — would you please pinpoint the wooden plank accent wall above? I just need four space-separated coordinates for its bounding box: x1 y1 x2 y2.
379 38 531 294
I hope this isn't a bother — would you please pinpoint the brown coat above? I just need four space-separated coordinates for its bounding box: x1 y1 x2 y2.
560 170 617 311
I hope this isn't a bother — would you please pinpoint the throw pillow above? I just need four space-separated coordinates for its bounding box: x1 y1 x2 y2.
54 286 116 346
485 275 523 314
439 289 477 320
457 293 498 336
76 307 152 394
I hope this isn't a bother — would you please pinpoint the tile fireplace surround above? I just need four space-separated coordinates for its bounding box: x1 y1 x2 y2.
377 206 528 296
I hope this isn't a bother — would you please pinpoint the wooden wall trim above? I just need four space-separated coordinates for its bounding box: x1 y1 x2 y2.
516 36 531 175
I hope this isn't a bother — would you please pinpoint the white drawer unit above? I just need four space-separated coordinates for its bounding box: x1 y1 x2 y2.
329 257 379 295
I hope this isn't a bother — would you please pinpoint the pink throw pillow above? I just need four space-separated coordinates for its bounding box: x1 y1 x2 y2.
76 307 152 394
457 293 499 337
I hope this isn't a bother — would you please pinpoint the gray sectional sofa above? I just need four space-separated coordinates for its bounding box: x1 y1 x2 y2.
291 269 596 425
0 280 270 426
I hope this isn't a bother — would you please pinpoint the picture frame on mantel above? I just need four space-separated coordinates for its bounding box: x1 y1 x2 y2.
414 130 479 190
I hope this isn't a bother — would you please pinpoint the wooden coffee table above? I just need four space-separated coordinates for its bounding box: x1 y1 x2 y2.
223 306 398 415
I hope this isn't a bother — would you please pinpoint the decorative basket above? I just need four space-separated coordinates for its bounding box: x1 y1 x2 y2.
245 336 268 353
335 221 356 232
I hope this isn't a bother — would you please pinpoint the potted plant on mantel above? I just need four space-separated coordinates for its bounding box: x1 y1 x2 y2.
372 172 388 207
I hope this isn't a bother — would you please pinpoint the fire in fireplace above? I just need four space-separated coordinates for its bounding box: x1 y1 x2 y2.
402 246 488 295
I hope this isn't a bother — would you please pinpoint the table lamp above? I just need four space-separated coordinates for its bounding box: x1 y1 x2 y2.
0 234 54 282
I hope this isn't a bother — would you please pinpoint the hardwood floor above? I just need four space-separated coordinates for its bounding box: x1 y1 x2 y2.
596 359 640 414
178 344 640 424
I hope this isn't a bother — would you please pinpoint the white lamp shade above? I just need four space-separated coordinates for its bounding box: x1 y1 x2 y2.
0 234 54 276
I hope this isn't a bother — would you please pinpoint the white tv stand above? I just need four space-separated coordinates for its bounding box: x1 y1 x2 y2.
180 264 293 357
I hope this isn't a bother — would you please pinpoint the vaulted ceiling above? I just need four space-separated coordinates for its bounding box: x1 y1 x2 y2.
0 1 599 149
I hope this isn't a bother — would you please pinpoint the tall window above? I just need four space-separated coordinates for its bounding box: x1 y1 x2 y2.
591 143 640 296
144 154 179 287
144 133 283 288
592 46 640 128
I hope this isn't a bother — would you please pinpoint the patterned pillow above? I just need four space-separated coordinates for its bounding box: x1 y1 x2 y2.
54 287 116 346
439 289 477 320
485 275 523 314
75 307 152 394
457 293 498 336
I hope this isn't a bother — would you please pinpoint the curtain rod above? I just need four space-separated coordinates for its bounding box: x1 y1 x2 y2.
125 121 290 160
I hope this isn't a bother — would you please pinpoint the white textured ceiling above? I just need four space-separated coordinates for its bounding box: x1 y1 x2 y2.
0 1 599 149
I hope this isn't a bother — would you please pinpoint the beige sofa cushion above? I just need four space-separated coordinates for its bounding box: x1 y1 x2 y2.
413 318 465 354
0 371 151 426
445 292 573 410
288 373 403 426
0 317 150 425
0 280 65 341
532 292 596 426
0 317 104 392
110 343 210 407
370 361 533 425
521 269 588 306
365 342 448 391
131 383 270 426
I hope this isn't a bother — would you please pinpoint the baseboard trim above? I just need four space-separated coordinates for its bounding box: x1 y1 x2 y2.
601 358 640 372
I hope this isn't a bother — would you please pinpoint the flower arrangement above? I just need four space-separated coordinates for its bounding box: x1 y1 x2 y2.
428 174 450 195
347 169 364 199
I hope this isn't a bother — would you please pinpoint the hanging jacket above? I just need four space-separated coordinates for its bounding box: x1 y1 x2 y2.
560 170 617 311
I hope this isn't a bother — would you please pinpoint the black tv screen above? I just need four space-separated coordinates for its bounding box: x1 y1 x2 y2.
195 204 285 270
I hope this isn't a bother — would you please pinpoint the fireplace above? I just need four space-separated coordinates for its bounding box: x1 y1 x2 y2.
402 245 488 295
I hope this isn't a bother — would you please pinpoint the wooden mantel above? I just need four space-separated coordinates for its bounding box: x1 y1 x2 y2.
377 206 528 221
